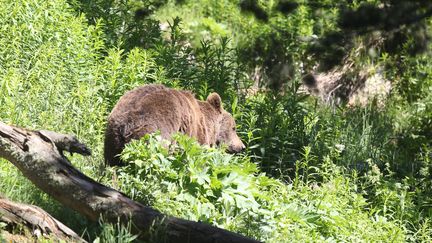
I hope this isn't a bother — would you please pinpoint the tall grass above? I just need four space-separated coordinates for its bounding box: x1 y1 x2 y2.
0 0 162 237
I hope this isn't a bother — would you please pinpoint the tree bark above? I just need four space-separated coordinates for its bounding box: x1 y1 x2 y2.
0 195 84 242
0 122 260 243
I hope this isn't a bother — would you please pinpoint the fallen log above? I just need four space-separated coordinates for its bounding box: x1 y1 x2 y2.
0 195 84 242
0 122 260 243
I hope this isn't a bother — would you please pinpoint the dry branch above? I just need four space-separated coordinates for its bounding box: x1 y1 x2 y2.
0 196 84 242
0 121 260 243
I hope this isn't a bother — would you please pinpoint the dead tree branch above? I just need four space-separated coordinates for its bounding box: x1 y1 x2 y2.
0 196 84 242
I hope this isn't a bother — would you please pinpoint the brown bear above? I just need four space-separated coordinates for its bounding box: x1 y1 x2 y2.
104 84 245 166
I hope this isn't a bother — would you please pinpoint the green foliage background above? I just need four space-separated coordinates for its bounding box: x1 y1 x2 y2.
0 0 431 242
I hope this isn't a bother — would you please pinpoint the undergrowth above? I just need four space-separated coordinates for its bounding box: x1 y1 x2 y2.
112 134 405 242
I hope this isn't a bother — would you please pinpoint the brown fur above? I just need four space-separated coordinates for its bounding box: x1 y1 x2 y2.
104 84 245 166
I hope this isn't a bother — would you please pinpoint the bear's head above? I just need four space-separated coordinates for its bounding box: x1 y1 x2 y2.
207 93 246 153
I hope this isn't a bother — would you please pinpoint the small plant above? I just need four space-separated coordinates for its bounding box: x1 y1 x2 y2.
0 222 6 241
94 218 138 243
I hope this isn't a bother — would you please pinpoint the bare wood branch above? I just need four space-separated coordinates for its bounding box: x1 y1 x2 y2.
0 121 260 243
0 196 85 242
37 130 92 156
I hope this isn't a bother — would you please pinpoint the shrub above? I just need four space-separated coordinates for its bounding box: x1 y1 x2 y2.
113 133 405 242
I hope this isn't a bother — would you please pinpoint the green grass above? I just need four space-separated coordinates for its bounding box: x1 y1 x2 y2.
0 0 162 237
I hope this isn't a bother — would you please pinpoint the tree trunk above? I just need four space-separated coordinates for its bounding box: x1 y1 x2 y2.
0 121 260 243
0 195 84 242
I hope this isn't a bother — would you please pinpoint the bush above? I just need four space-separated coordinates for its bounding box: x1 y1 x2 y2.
113 133 405 242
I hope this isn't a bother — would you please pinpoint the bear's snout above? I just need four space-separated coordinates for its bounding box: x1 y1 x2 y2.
227 137 246 153
228 143 245 153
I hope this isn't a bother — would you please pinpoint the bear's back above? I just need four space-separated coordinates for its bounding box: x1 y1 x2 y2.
108 85 203 140
110 84 167 117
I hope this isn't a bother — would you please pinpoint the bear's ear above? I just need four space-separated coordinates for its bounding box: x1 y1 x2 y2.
207 93 222 112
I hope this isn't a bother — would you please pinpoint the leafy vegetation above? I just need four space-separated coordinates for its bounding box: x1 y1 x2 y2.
0 0 431 242
114 133 404 242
